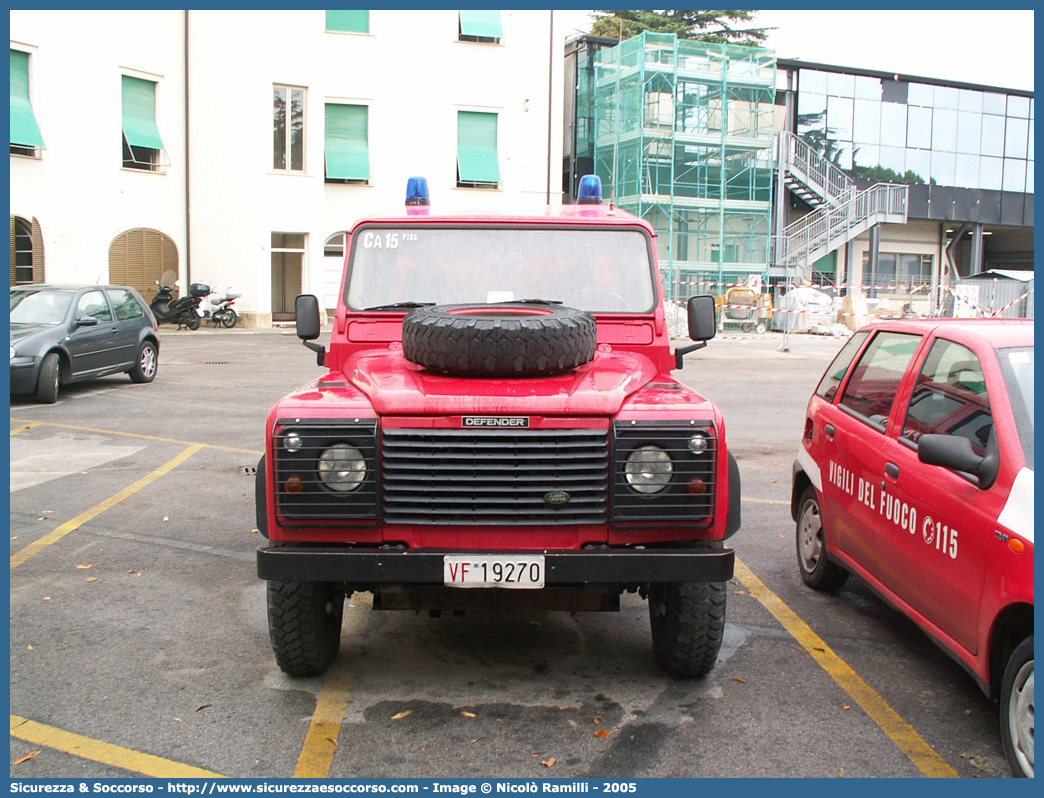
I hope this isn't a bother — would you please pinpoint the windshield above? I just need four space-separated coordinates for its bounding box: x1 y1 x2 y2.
10 289 73 326
345 226 657 313
998 345 1033 469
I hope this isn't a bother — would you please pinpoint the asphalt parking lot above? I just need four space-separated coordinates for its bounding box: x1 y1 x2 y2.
9 327 1013 779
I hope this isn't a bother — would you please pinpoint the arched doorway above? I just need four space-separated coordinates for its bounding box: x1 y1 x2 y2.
9 216 44 285
109 228 178 302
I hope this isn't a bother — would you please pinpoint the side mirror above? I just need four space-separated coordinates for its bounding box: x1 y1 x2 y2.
687 295 717 342
75 316 99 328
918 433 998 490
295 294 326 366
674 295 717 369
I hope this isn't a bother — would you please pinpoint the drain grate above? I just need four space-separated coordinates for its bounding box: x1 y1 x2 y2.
203 361 232 365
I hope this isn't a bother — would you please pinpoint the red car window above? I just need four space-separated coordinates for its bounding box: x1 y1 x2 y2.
838 331 921 429
901 339 992 455
814 331 869 400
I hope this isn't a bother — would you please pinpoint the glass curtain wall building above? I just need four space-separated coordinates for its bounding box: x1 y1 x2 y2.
568 33 776 301
795 67 1033 195
779 60 1033 316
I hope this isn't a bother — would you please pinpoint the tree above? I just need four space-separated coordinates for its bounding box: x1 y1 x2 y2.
589 10 768 46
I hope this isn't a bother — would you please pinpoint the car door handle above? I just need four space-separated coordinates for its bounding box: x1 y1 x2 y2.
884 462 900 479
824 424 835 439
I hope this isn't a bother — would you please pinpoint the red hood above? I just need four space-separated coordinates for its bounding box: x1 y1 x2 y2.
344 346 658 416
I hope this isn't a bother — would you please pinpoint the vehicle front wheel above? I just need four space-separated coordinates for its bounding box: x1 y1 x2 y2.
1000 635 1034 778
267 580 344 677
796 485 849 591
648 580 726 678
129 340 158 383
35 352 60 404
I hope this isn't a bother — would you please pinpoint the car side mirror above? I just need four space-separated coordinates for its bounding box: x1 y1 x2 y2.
295 294 326 366
75 316 99 328
917 433 998 490
687 295 717 341
674 295 717 369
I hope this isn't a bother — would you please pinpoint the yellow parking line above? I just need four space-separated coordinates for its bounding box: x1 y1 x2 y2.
10 714 224 778
294 594 374 778
11 422 40 435
10 444 204 570
733 557 959 778
9 417 261 456
741 497 788 505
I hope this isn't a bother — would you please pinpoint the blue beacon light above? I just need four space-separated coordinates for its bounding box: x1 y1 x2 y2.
405 176 430 215
576 174 605 216
576 174 603 205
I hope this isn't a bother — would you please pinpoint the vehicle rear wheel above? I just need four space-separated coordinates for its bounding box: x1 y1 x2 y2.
796 485 849 591
129 340 158 383
35 352 60 404
1000 635 1034 778
220 309 238 329
267 580 344 677
648 580 726 677
185 314 201 331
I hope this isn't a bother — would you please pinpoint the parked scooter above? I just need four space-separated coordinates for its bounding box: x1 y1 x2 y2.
150 281 210 330
203 288 241 328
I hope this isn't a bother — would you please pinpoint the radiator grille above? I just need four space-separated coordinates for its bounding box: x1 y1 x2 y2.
382 428 609 525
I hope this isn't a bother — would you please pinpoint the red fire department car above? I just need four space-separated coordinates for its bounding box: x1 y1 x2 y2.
791 318 1034 777
256 177 741 682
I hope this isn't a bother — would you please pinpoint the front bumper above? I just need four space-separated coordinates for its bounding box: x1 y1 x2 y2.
10 358 41 394
257 546 735 584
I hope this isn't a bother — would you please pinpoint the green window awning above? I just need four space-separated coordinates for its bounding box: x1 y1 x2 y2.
10 50 44 148
326 10 369 33
457 111 500 184
325 104 370 180
122 75 165 150
459 10 502 39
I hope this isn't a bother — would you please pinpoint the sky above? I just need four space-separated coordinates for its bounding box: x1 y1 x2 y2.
556 9 1035 93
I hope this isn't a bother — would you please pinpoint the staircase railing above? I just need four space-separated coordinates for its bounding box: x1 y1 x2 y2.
777 130 855 207
778 182 909 270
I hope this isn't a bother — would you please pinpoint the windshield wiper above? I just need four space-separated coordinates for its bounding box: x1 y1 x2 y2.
503 298 563 305
362 301 435 311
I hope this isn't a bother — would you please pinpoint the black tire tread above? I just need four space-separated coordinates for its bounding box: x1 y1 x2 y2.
402 304 597 377
796 486 849 592
650 580 727 678
129 340 158 383
35 351 60 404
999 634 1034 778
267 580 344 677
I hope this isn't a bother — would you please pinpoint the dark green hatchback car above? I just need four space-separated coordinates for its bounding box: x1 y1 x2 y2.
10 284 160 403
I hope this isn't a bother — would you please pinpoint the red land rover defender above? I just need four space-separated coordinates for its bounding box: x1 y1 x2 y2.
256 176 741 679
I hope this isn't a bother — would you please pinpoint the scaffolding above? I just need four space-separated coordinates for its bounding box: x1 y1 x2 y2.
585 33 776 301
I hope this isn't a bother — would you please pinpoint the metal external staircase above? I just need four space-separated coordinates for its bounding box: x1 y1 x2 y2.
776 131 909 282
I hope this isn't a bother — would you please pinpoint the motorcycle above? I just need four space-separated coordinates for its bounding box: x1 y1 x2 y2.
150 281 209 330
204 288 241 328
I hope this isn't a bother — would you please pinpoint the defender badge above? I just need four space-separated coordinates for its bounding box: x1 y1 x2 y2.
462 416 529 428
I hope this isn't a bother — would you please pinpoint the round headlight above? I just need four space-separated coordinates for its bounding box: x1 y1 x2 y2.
10 346 16 360
317 444 366 492
624 446 673 494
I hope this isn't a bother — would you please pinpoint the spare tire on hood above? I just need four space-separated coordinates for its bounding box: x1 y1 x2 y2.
401 303 597 377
